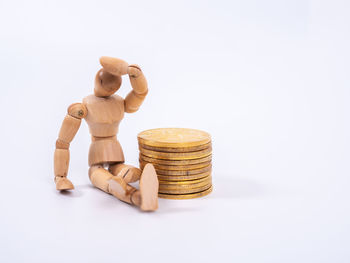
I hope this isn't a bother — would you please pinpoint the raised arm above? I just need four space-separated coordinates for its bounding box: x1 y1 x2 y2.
99 56 148 113
54 103 87 190
124 65 148 113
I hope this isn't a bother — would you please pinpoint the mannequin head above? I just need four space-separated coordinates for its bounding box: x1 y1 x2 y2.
94 69 122 97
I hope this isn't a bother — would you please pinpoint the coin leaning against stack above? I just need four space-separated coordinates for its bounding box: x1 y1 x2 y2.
137 128 212 199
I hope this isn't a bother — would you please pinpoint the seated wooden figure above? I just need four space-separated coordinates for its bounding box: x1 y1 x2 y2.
54 57 159 211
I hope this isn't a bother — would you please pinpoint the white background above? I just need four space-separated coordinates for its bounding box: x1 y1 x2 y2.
0 0 349 262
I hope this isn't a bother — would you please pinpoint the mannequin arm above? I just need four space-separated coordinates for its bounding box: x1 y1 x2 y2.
98 56 148 113
54 103 87 190
125 65 148 113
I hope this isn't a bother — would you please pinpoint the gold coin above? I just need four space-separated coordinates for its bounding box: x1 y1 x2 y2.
151 164 212 176
159 177 212 190
138 142 211 153
139 154 212 166
158 183 212 194
137 128 211 148
139 146 212 160
139 160 211 171
157 171 211 181
158 186 213 199
159 175 211 185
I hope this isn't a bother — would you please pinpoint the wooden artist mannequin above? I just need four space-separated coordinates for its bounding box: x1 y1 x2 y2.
54 57 159 211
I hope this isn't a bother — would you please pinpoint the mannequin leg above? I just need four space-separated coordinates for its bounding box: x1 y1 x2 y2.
108 163 141 183
89 163 158 211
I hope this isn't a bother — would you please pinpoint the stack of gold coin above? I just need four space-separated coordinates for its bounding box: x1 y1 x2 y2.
137 128 212 199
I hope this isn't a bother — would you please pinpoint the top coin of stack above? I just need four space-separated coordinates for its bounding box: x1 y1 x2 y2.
137 128 212 199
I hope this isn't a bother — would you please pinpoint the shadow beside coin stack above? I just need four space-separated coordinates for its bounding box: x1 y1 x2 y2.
137 128 212 199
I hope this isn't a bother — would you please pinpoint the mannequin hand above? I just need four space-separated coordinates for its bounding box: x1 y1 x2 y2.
128 64 142 78
55 176 74 191
99 56 129 76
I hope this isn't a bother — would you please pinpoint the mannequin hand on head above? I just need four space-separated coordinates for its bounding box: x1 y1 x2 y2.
128 64 142 78
127 64 147 96
99 56 129 76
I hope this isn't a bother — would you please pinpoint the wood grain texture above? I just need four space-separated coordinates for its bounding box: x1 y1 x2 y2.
88 137 124 166
58 115 81 143
53 57 158 209
108 175 140 206
54 104 84 191
55 176 74 190
128 65 148 93
108 163 141 183
89 166 114 192
94 69 122 97
54 149 69 177
125 65 148 113
55 139 69 149
89 166 143 208
99 56 129 76
124 90 148 113
83 94 124 137
68 103 87 119
139 164 159 211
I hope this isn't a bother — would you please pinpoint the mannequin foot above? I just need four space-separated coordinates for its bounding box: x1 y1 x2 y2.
139 163 159 211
